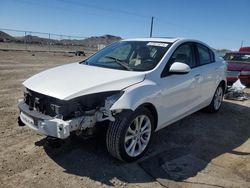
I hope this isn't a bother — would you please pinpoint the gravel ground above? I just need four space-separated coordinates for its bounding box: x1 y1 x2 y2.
0 50 249 188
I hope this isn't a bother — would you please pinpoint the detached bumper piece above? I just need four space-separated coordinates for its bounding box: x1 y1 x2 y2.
18 100 70 139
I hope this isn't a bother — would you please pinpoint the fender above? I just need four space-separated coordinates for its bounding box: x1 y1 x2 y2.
110 78 160 112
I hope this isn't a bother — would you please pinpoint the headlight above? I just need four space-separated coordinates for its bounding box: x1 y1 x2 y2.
240 71 250 75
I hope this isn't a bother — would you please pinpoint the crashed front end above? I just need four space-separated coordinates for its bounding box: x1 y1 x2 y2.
18 88 123 139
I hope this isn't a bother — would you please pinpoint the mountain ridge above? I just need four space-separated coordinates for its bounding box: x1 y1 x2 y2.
0 31 122 46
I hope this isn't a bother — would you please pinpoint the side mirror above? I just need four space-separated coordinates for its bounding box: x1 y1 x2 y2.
169 62 191 74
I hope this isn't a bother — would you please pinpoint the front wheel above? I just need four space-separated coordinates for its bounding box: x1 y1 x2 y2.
206 84 224 113
106 107 154 162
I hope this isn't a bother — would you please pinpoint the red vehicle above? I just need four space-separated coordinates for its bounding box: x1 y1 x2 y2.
239 47 250 52
224 52 250 86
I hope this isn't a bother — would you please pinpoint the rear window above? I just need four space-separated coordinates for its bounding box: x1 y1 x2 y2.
224 53 250 63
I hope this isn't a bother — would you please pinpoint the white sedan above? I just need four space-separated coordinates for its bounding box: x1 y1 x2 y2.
18 38 226 161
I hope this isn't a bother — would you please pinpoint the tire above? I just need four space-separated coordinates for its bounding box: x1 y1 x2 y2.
206 84 224 113
106 107 154 162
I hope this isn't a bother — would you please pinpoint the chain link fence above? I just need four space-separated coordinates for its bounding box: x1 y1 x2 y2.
0 28 100 55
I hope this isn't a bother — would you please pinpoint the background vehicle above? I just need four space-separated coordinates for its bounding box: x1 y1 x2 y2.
224 52 250 86
239 47 250 52
75 50 85 56
18 38 226 161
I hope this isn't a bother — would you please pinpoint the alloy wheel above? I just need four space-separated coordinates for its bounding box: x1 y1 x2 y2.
214 87 223 110
124 115 152 157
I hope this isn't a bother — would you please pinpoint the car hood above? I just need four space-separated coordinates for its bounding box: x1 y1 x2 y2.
227 61 250 71
23 62 145 100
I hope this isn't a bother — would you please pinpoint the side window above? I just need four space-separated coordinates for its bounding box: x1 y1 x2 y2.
169 43 196 68
197 44 213 65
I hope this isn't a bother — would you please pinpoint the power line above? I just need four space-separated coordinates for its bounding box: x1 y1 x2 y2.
16 0 151 21
11 0 194 38
56 0 151 19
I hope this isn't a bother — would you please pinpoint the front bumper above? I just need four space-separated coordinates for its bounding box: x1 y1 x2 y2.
18 100 72 139
18 99 115 139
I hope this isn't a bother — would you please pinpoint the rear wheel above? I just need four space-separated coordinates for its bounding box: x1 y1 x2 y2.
106 107 154 162
206 84 224 112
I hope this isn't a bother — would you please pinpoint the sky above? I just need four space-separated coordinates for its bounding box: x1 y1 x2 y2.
0 0 249 50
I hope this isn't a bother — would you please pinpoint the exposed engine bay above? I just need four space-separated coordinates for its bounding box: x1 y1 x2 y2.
18 88 123 138
24 88 122 120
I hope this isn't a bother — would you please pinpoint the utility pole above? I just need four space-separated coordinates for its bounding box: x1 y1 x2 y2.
240 40 244 48
150 16 154 37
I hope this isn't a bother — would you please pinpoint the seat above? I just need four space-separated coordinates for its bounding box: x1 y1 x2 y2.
136 47 151 60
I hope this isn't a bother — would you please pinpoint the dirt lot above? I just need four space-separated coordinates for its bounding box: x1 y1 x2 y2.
0 42 97 56
0 50 249 188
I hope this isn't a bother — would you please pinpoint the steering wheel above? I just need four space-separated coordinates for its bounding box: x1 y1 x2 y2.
135 58 155 70
142 57 155 64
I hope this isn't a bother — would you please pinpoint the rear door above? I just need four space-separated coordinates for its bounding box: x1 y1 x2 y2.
195 43 219 102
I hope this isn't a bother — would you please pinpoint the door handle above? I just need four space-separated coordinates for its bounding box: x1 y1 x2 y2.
194 74 201 79
194 74 201 81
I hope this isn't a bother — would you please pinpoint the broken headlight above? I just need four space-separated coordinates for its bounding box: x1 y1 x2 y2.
64 91 124 120
104 91 124 109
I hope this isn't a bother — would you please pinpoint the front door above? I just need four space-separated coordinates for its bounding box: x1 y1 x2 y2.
156 43 203 129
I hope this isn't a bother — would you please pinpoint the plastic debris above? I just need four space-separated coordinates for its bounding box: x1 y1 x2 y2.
225 79 250 101
229 79 246 91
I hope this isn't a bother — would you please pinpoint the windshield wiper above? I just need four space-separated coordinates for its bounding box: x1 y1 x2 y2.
104 56 132 71
80 59 89 65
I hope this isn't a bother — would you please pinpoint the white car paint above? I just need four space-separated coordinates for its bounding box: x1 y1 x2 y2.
110 38 226 131
23 63 145 100
19 37 226 138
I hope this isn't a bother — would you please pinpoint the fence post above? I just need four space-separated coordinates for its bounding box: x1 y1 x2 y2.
48 33 51 52
24 31 27 51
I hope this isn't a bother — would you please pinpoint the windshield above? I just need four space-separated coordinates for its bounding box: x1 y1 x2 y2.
81 41 171 71
224 53 250 64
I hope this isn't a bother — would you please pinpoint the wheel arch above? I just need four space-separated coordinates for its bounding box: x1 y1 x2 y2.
136 103 158 131
219 80 226 92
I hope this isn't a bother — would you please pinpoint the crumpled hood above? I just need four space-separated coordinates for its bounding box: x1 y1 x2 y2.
23 62 145 100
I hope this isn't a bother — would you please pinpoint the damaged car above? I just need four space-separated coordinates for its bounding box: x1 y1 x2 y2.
18 38 226 161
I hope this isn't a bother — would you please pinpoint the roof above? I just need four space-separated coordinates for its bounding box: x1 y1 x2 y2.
122 37 182 43
121 37 213 50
